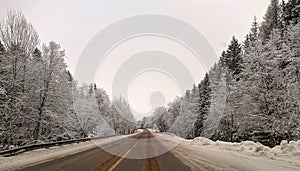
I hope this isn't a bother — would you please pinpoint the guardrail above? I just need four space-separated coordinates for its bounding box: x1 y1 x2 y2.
0 135 115 157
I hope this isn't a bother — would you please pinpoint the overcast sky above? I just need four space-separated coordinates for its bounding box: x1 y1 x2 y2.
0 0 271 120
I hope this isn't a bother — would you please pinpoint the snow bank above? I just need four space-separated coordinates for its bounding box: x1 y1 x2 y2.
191 137 214 146
188 137 300 162
268 140 300 159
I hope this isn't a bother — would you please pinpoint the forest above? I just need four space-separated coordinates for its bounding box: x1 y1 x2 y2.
144 0 300 147
0 11 136 150
0 0 299 150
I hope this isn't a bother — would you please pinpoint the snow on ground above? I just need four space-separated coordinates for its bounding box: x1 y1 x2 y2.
152 132 300 170
0 134 136 171
173 136 300 171
189 137 300 163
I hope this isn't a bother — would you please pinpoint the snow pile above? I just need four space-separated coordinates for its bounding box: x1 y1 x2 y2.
212 140 270 156
267 140 300 159
188 137 300 162
191 137 214 146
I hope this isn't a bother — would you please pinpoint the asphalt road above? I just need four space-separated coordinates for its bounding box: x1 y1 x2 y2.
22 130 191 171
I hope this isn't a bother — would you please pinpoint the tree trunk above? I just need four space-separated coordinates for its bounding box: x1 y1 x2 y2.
33 108 42 140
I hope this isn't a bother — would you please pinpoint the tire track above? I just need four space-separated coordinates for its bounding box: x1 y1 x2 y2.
94 133 145 171
144 130 161 171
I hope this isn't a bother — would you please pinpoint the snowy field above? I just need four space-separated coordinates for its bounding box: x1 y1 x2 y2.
0 132 299 171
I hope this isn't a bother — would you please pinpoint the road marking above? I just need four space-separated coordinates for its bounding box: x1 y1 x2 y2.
107 140 140 171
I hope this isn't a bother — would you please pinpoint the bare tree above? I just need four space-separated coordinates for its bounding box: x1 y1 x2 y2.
0 9 39 93
0 9 40 55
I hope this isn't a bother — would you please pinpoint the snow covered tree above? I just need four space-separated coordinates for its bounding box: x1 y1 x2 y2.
74 84 114 137
212 35 243 141
282 0 300 27
112 96 135 123
154 107 169 132
279 23 300 140
111 96 136 134
94 89 136 135
29 42 71 141
95 88 112 127
202 62 227 139
0 10 39 146
193 73 211 137
169 90 198 138
0 10 39 55
167 96 182 119
244 16 259 51
0 9 40 96
220 36 243 78
260 0 282 42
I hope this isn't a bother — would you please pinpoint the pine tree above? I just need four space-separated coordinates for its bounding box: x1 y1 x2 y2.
202 62 226 139
217 36 243 141
193 73 211 137
190 84 200 116
250 16 259 42
282 24 300 140
244 17 259 52
260 0 282 42
282 0 300 26
221 36 243 78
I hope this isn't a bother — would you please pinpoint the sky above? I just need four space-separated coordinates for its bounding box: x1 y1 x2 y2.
0 0 271 120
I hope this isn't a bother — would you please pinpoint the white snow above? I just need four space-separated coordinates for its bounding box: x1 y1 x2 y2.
188 137 300 162
174 136 300 171
151 133 300 170
137 129 144 133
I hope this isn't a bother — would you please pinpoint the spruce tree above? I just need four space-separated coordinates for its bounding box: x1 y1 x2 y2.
193 73 211 137
221 36 243 78
190 84 200 116
282 0 300 26
260 0 281 42
250 16 259 42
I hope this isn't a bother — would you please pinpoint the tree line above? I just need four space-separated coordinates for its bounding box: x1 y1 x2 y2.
146 0 300 147
0 10 135 150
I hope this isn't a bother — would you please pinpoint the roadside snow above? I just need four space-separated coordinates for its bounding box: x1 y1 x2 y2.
0 134 136 171
189 137 300 163
152 133 300 170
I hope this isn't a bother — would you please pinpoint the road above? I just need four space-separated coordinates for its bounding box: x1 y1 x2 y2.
22 130 191 171
1 130 299 171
